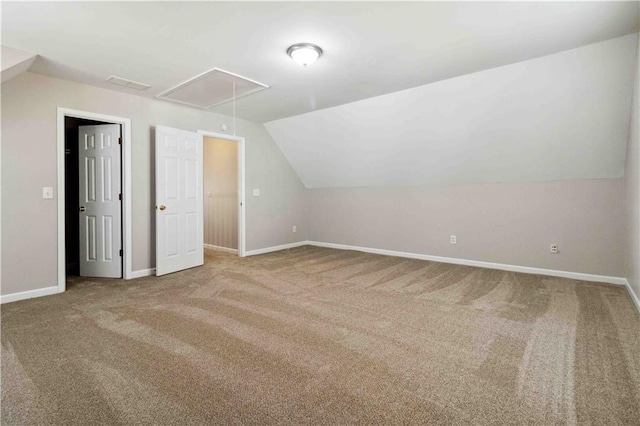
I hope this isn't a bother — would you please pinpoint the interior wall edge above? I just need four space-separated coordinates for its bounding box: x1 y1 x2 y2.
623 279 640 314
623 30 640 312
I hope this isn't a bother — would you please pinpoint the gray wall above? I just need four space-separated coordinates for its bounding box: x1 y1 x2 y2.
1 72 306 296
625 33 640 301
308 179 625 277
292 35 637 281
3 45 637 297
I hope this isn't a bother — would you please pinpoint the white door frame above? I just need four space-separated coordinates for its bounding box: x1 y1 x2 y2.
56 107 133 293
197 130 246 257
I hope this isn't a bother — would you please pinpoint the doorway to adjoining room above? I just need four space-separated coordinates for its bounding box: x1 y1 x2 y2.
65 117 123 278
203 136 239 255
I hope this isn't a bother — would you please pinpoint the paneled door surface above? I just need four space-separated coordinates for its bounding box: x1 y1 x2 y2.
79 124 122 278
155 125 204 276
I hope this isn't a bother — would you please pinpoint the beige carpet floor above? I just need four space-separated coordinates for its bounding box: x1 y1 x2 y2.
2 246 640 425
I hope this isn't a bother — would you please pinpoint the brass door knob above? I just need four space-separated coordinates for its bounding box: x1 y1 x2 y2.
158 205 166 211
79 206 86 212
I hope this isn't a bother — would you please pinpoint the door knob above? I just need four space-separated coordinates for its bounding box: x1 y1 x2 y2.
158 205 166 211
79 206 86 212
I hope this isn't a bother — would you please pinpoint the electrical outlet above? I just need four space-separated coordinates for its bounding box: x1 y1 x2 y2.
293 225 297 233
550 244 558 254
450 235 457 245
253 189 261 197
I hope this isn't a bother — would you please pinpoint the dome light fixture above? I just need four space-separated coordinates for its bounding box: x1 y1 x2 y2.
287 43 323 67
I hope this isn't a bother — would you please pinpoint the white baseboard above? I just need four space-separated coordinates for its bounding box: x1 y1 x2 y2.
0 286 62 304
204 244 238 255
3 243 634 307
306 241 627 286
131 268 156 279
244 241 308 257
623 279 640 314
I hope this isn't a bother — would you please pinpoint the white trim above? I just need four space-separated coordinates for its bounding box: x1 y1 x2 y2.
198 130 246 257
0 83 2 301
57 108 133 297
204 244 238 254
306 241 627 286
244 241 308 256
623 279 640 313
0 286 62 304
131 268 156 279
157 67 269 109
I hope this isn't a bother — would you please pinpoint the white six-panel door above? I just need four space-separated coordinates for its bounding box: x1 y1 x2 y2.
155 125 204 276
79 124 122 278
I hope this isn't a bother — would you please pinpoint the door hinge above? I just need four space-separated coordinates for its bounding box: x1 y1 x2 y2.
118 137 122 145
119 193 122 201
119 249 123 257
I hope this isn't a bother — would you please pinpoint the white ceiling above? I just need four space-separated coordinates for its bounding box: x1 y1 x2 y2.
2 1 639 123
1 45 36 83
265 35 637 188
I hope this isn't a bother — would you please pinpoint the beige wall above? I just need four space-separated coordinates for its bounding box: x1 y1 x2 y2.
308 179 625 277
625 32 640 301
1 72 306 296
204 137 238 250
2 59 636 297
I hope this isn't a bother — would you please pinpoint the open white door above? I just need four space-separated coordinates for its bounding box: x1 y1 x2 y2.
79 124 122 278
155 125 204 276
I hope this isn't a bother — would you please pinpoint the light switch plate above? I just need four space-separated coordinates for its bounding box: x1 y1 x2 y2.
253 189 261 197
43 187 54 199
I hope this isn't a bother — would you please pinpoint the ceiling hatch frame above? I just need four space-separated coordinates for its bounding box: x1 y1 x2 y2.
156 67 269 109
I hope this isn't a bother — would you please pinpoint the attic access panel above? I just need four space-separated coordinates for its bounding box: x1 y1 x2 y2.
157 68 269 109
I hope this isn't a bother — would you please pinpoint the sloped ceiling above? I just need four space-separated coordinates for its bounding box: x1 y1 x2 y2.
2 1 639 122
1 45 36 83
265 35 638 188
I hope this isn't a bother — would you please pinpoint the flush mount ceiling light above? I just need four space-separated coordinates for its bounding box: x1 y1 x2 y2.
287 43 323 67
